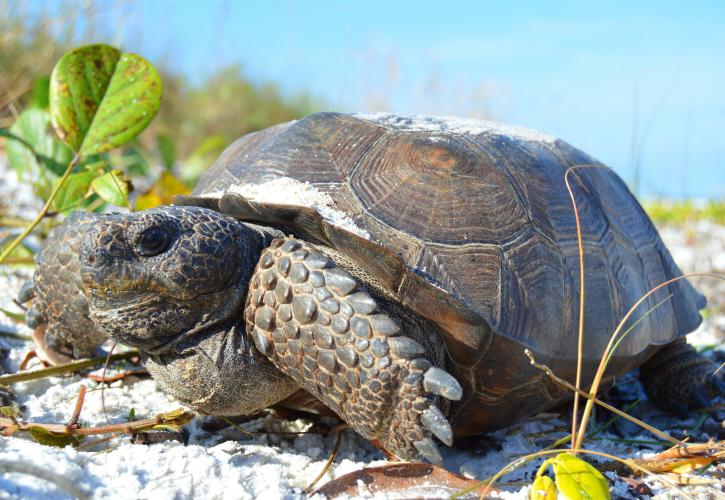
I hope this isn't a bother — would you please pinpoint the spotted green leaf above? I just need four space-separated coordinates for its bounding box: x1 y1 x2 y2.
91 170 130 206
530 475 556 500
552 453 610 500
49 43 161 156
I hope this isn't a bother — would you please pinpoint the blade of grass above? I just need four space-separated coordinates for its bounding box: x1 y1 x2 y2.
449 447 688 500
603 294 672 368
0 351 139 384
525 349 683 446
574 273 724 450
564 163 610 449
305 430 344 493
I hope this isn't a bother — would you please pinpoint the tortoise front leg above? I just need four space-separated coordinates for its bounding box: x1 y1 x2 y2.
244 237 462 463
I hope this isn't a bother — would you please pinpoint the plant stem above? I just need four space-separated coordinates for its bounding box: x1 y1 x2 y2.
0 408 193 437
565 166 587 449
0 351 139 385
525 349 683 446
0 153 80 264
574 273 724 450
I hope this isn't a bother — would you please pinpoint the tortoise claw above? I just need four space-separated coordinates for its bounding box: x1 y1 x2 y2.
17 280 36 303
423 367 463 401
421 406 453 446
413 437 443 465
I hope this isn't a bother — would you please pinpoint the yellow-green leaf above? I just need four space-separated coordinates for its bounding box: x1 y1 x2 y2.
552 453 610 500
530 475 556 500
91 170 130 206
49 43 162 156
135 171 190 210
28 425 79 448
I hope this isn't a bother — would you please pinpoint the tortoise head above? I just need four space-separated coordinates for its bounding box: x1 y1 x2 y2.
31 205 267 358
76 205 264 351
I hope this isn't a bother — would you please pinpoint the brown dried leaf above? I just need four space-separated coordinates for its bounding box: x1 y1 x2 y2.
312 463 486 499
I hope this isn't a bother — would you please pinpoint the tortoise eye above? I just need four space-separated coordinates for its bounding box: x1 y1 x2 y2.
137 226 171 256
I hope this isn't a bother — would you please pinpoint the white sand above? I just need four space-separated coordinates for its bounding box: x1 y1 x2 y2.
352 113 558 144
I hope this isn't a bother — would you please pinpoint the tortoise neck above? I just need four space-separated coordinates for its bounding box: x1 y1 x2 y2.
142 318 298 415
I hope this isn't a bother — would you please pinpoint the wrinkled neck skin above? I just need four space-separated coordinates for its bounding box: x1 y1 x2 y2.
139 222 299 416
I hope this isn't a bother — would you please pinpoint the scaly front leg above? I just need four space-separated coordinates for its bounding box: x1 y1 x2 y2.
244 238 462 463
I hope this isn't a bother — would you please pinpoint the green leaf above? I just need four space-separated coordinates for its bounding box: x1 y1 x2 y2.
54 170 95 212
552 453 611 500
30 76 51 109
28 425 79 448
91 170 130 206
156 134 176 171
180 134 226 184
6 109 73 177
4 109 73 200
49 43 162 156
530 475 556 500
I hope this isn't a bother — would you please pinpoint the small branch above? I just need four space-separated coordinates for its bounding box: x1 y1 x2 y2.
0 153 81 264
0 408 193 438
66 385 86 430
525 349 683 447
82 368 149 383
0 351 140 385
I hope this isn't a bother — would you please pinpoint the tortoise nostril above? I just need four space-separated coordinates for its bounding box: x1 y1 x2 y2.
88 255 96 264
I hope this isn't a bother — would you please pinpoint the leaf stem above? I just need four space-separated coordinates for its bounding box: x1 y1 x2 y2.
0 153 81 264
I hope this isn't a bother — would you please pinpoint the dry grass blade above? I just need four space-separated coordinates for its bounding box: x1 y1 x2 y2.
563 163 607 447
574 272 724 450
450 447 690 500
0 351 140 384
525 349 684 446
305 429 344 493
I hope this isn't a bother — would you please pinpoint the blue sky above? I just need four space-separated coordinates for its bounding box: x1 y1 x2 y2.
44 1 725 197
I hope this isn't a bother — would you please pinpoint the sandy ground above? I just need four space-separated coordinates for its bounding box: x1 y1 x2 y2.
0 160 723 499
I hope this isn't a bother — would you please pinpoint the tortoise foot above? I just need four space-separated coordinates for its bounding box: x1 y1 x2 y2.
244 237 462 462
640 339 723 418
384 361 461 464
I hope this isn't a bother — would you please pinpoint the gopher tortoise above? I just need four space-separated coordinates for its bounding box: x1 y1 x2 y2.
23 112 722 462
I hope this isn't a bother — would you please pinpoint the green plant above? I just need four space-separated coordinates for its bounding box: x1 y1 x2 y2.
0 43 162 263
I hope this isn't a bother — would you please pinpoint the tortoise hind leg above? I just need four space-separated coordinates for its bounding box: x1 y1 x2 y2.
244 237 463 463
640 339 724 418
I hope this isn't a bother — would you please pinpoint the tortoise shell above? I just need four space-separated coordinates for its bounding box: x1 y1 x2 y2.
180 112 705 434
